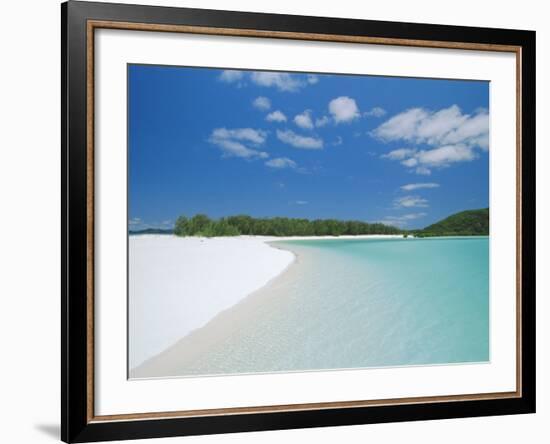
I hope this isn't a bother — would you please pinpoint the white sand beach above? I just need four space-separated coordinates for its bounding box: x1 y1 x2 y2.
129 234 404 371
129 235 295 369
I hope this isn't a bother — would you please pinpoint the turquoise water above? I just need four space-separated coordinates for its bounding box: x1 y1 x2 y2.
138 237 489 377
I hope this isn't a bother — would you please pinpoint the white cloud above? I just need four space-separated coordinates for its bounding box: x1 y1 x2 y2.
294 110 314 130
129 217 142 225
250 72 303 92
265 157 297 169
381 212 427 227
442 111 490 150
401 158 418 167
401 212 427 220
218 70 244 83
220 71 319 92
211 128 266 144
307 75 319 84
252 96 271 111
211 139 268 159
329 96 360 123
381 143 478 175
372 105 489 149
386 212 427 221
373 108 428 141
400 183 440 191
315 116 330 127
364 107 387 118
332 136 343 146
266 110 287 122
381 148 416 160
393 195 429 208
415 166 432 176
295 200 309 205
277 129 323 149
209 127 268 159
416 144 476 167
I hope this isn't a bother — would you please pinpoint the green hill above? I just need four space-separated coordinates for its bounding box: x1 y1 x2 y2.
417 208 489 237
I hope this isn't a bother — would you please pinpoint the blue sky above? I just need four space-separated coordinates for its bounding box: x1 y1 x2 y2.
128 64 489 230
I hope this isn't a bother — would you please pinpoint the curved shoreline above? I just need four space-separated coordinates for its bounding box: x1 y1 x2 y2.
131 240 305 379
129 235 295 370
131 236 403 378
129 235 404 373
132 235 489 379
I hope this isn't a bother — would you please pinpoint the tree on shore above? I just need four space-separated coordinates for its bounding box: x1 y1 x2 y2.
174 215 190 236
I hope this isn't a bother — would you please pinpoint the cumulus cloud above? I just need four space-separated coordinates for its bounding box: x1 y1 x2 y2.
364 107 387 118
218 70 244 83
400 183 440 191
381 144 478 175
277 129 323 149
252 96 271 111
209 128 268 159
400 212 426 220
266 110 287 122
210 140 268 159
265 157 297 169
315 116 330 127
381 212 427 227
294 110 314 130
219 70 319 92
250 72 303 92
329 96 360 123
416 145 476 166
415 166 432 175
393 195 429 208
401 158 418 167
441 112 489 149
211 128 266 144
372 105 489 150
381 148 416 160
307 75 319 84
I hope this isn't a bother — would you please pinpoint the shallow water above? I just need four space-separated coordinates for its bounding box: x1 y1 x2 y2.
134 237 489 378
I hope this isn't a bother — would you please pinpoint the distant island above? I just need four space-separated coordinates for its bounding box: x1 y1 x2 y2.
129 227 174 235
413 208 489 237
129 208 489 238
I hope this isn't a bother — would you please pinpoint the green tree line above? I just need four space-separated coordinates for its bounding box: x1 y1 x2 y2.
174 214 402 237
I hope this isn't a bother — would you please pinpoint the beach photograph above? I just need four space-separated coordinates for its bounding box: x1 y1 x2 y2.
128 65 490 379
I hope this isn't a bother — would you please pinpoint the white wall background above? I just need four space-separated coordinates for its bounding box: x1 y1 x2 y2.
0 0 546 443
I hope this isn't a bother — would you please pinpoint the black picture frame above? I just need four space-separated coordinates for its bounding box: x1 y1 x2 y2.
62 1 536 442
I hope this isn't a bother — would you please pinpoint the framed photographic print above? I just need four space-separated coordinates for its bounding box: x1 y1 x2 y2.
61 1 536 442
